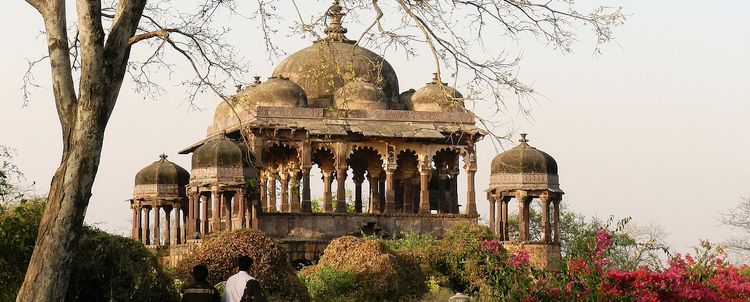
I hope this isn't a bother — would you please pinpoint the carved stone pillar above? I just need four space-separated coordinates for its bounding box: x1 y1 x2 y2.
418 154 431 214
131 205 139 240
290 168 301 213
540 192 552 242
488 195 496 236
237 190 246 228
368 174 380 213
464 147 478 215
353 171 365 214
501 197 510 241
153 206 161 246
301 167 312 213
322 169 334 212
174 204 182 244
182 207 188 242
212 190 220 233
200 194 209 235
164 206 172 246
280 169 290 213
224 192 232 231
384 169 396 213
516 191 531 242
187 193 195 238
268 172 278 212
553 197 561 243
260 171 268 212
466 170 477 215
143 207 151 245
335 168 348 213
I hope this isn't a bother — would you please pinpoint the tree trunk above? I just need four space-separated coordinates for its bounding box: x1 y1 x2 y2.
16 112 107 301
17 0 146 300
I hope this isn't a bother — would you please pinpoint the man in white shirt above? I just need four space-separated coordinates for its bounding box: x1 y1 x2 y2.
221 256 256 302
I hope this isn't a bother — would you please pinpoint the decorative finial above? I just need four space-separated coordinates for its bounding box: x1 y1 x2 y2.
235 84 243 92
159 154 168 161
252 76 262 87
428 72 446 85
519 133 529 144
322 0 354 43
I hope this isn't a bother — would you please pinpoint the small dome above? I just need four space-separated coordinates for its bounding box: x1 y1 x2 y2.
333 79 387 110
491 134 558 175
412 74 465 112
135 154 190 186
271 2 399 108
192 137 245 169
237 76 308 108
213 77 264 129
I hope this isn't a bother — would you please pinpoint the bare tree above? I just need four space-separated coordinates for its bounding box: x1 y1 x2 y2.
17 0 623 300
16 0 245 300
720 197 750 255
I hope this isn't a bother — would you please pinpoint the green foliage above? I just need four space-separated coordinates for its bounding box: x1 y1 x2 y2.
431 222 495 295
0 199 179 302
299 265 360 301
300 236 427 301
381 232 437 251
176 229 309 301
0 198 45 302
507 204 668 270
0 146 26 203
66 227 180 302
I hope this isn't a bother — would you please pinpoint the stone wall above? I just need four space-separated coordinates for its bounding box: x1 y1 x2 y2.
151 240 202 268
257 212 477 240
153 213 478 267
503 242 561 271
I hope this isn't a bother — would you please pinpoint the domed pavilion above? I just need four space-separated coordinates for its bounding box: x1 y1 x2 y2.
132 1 491 263
130 154 190 246
486 133 564 270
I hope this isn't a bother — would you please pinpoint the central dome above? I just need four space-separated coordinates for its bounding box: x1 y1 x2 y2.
271 2 398 108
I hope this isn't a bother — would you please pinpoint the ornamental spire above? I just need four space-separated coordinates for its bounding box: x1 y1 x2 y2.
159 154 168 161
322 0 354 43
519 133 529 145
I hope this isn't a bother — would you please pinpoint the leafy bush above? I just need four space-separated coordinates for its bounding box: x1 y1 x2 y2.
0 199 179 302
299 236 427 301
299 264 360 300
485 230 750 301
66 227 180 301
0 198 45 302
175 229 309 301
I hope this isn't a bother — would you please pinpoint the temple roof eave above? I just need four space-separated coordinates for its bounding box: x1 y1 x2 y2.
180 106 485 154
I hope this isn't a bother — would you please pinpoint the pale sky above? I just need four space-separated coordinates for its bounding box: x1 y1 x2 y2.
1 1 748 254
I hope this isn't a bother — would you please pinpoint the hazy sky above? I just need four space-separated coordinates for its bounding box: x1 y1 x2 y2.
1 0 748 254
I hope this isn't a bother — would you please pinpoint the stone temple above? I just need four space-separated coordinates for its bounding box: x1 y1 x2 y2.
128 1 564 270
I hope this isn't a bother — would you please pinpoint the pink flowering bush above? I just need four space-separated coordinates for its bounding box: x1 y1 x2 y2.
476 229 750 301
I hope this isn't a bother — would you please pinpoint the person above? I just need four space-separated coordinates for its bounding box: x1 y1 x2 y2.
239 278 266 302
182 264 221 302
222 256 261 302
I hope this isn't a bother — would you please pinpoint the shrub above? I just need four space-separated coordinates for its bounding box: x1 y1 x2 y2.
430 221 496 295
0 199 180 302
299 264 360 300
0 198 45 302
66 227 180 302
300 236 427 301
175 229 309 301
